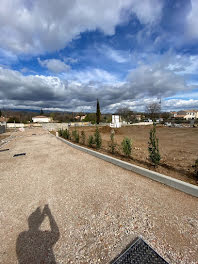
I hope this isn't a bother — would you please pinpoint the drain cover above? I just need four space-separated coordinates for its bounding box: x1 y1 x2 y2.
111 237 168 264
13 153 26 157
0 148 9 152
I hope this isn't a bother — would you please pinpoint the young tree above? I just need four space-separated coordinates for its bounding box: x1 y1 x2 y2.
88 135 94 147
94 127 102 149
121 137 132 157
109 130 116 154
72 129 79 143
96 99 101 124
81 131 86 145
194 159 198 177
0 109 2 117
148 124 161 167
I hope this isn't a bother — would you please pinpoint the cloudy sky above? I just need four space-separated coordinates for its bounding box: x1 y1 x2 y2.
0 0 198 112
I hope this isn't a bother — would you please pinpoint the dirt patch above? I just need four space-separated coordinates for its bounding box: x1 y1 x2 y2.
0 133 10 141
68 125 198 186
1 128 198 264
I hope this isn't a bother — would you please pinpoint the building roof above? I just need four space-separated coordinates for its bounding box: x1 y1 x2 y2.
186 110 197 113
176 114 185 118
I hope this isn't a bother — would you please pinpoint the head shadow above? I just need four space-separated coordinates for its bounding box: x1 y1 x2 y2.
16 205 60 264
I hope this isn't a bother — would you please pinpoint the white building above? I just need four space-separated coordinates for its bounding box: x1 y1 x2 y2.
32 116 52 123
184 110 198 120
171 110 198 120
110 115 122 128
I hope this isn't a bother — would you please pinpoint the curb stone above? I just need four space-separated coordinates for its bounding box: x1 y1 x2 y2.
56 136 198 198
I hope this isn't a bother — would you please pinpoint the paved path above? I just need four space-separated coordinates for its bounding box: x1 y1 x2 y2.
0 128 197 264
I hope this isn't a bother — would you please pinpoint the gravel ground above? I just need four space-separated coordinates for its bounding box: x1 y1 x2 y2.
0 128 197 264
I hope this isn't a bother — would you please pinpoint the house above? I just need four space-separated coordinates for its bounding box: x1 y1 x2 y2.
184 110 198 120
135 114 142 121
170 111 177 118
171 110 198 120
74 115 87 121
32 116 52 123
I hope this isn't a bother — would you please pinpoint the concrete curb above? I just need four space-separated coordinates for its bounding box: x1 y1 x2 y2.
57 136 198 198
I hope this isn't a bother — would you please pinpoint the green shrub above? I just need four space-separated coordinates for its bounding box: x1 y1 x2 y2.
72 129 79 143
121 137 132 157
148 124 161 167
94 127 102 149
67 130 71 140
194 159 198 177
81 131 86 145
58 129 63 137
75 131 79 143
88 135 94 147
109 130 116 154
62 129 68 139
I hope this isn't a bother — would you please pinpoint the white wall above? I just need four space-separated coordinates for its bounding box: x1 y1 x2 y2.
184 112 198 120
7 123 25 128
110 115 122 128
32 117 50 123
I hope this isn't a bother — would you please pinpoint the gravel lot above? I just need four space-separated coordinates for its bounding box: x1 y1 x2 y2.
0 128 198 264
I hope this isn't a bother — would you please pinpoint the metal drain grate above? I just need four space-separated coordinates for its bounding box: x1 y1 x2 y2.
13 153 26 157
111 237 168 264
0 148 9 152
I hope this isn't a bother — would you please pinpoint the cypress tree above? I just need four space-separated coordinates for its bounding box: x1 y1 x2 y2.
96 99 101 124
148 124 161 167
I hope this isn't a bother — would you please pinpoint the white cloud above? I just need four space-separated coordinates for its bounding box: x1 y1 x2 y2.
63 68 119 84
38 58 70 73
187 0 198 39
0 0 164 55
131 0 163 24
63 57 78 64
127 63 188 98
0 61 196 112
163 98 198 110
98 45 130 63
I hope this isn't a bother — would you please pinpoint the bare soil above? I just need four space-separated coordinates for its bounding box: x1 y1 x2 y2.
0 131 12 147
0 128 198 264
69 125 198 186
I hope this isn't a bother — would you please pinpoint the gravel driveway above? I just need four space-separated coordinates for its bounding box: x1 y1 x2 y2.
0 128 197 264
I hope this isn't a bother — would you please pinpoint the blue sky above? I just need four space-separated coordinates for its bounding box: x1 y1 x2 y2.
0 0 198 112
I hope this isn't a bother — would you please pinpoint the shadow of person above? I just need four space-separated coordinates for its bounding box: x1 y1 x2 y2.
16 205 60 264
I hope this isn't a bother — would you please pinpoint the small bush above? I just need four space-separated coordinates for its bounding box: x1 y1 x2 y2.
58 129 63 137
76 131 79 143
67 130 71 140
88 135 94 147
121 137 132 157
62 129 68 139
194 159 198 177
72 129 79 143
148 124 161 167
81 131 86 145
109 130 116 154
94 127 102 149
